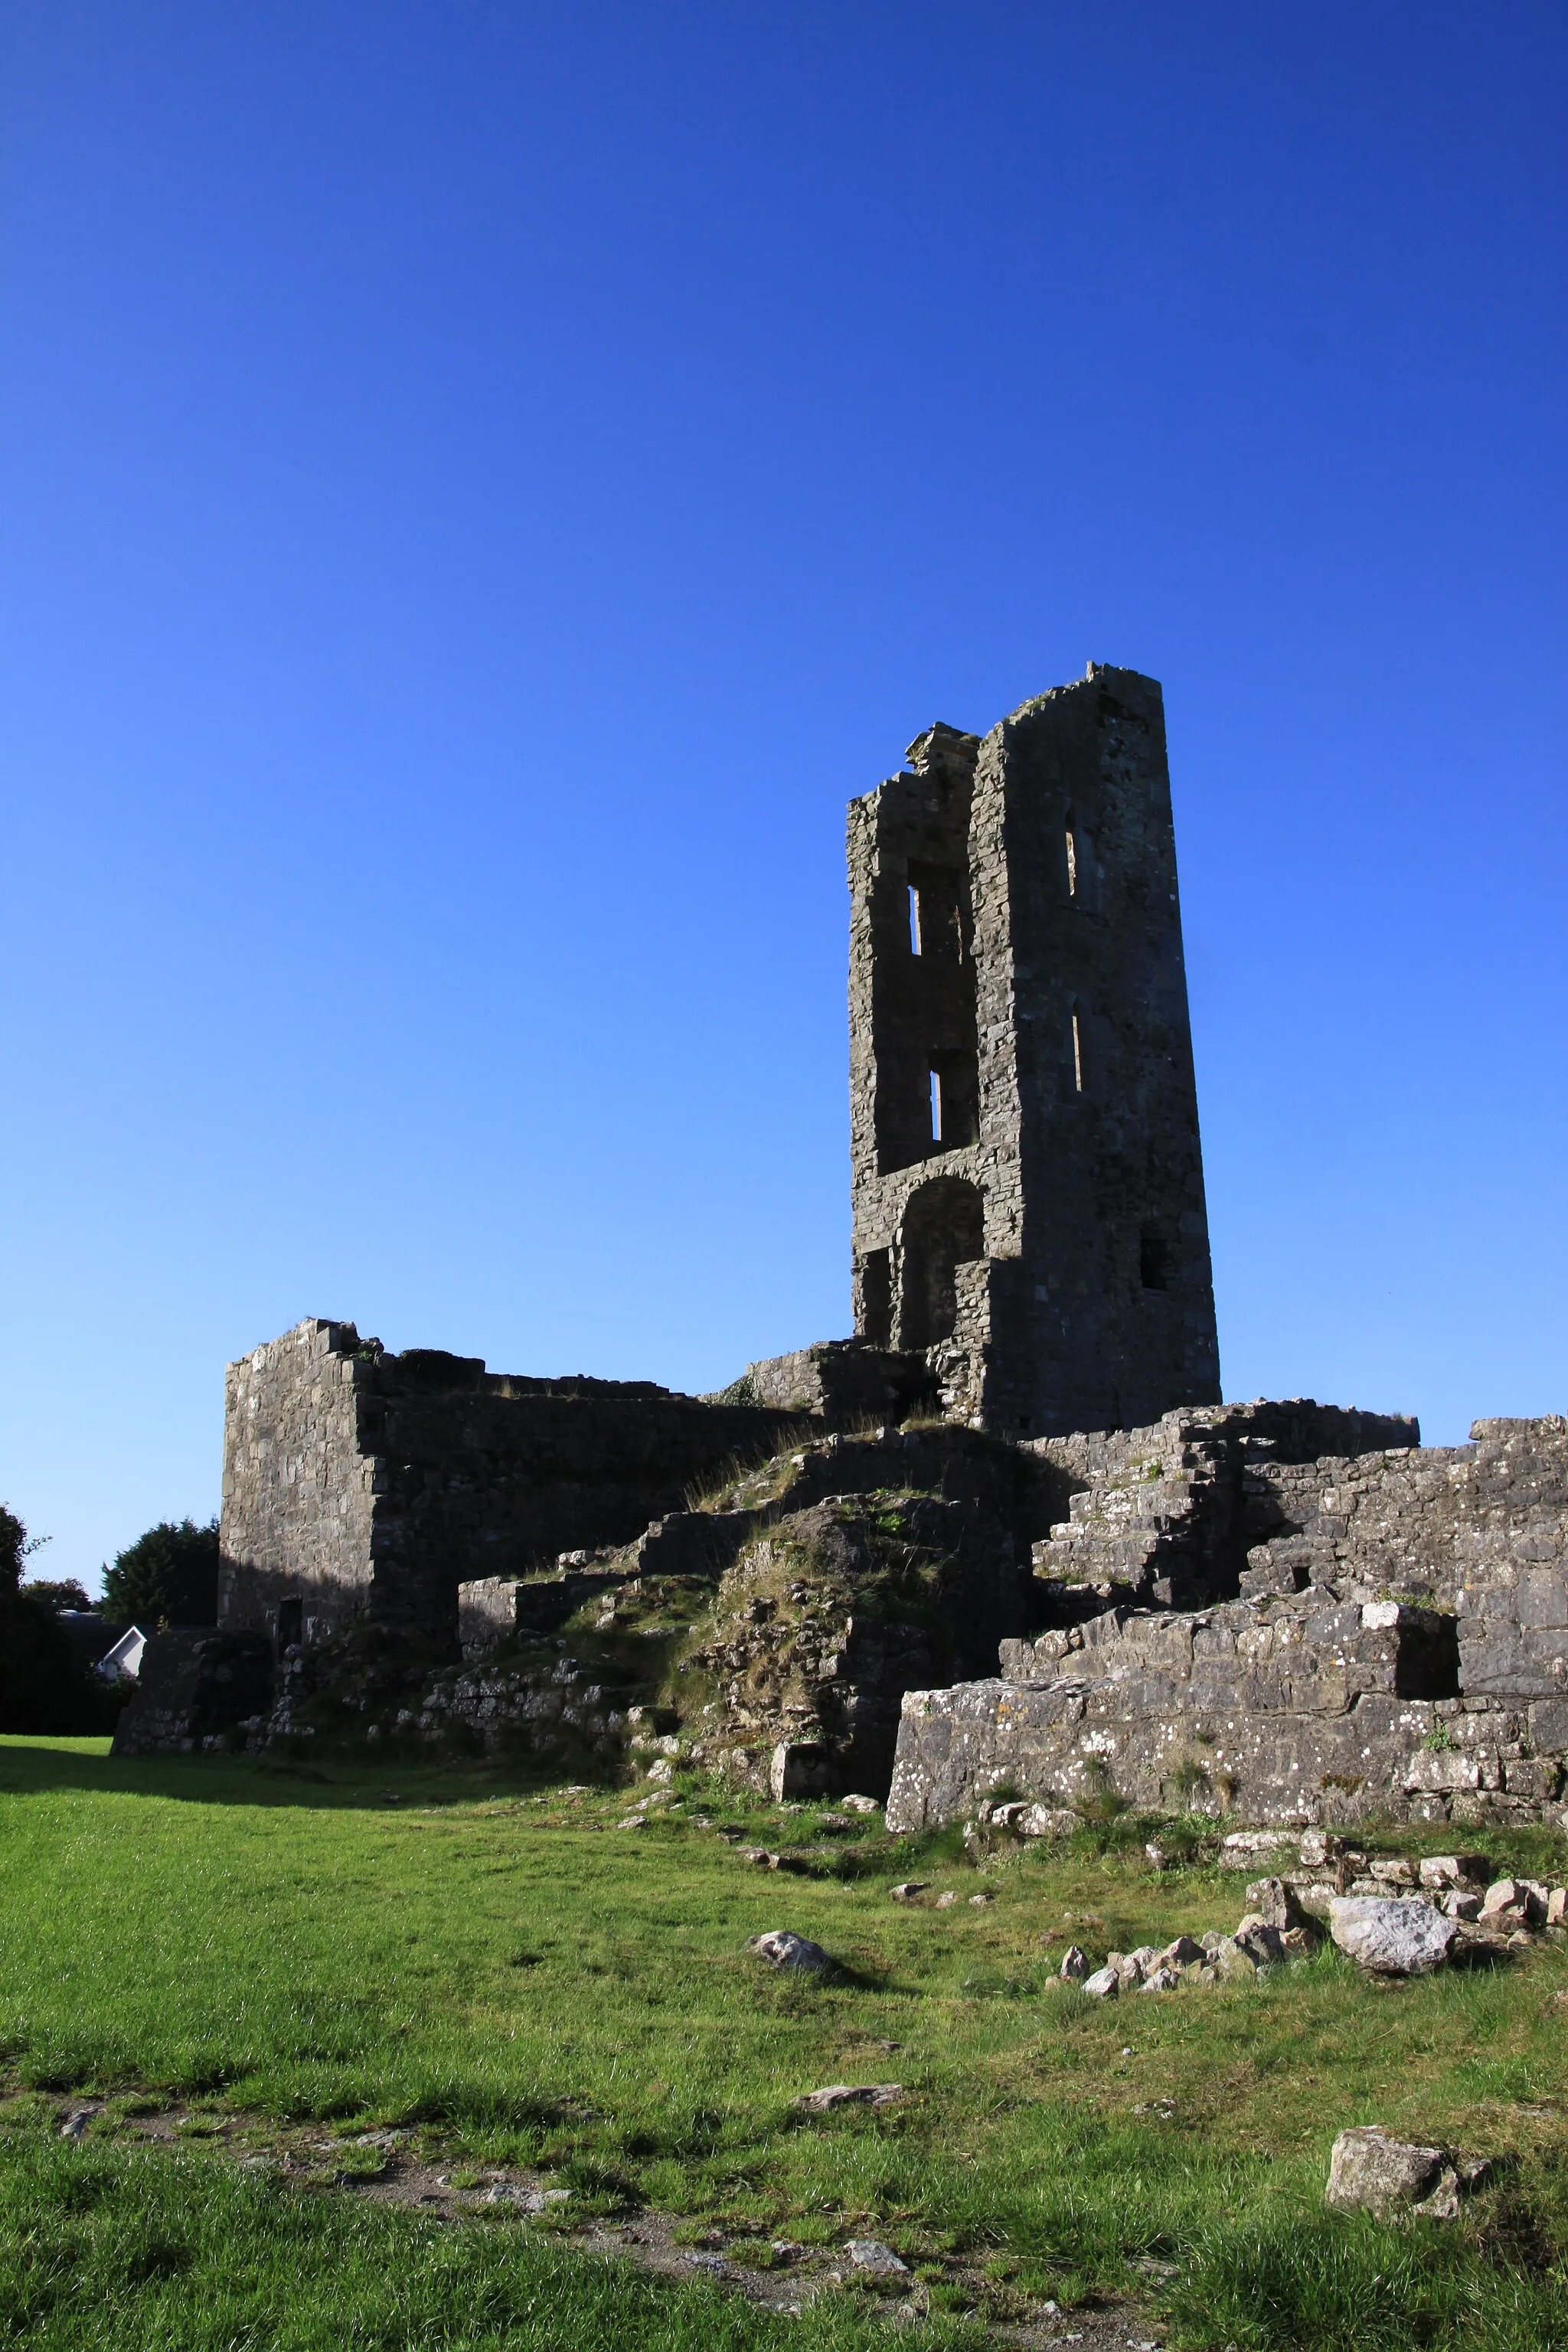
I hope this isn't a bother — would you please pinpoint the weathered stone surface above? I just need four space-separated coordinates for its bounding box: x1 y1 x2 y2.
219 1320 800 1652
741 1341 936 1427
747 1930 834 1975
1160 1936 1205 1967
681 1491 1028 1798
844 2240 908 2275
1081 1965 1120 1998
848 669 1219 1438
1325 2125 1484 2219
795 2083 903 2110
111 1632 273 1757
1328 1897 1458 1975
1244 1877 1312 1933
886 1411 1568 1832
1417 1854 1488 1889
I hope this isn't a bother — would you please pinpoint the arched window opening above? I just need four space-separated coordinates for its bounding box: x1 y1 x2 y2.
899 1177 985 1350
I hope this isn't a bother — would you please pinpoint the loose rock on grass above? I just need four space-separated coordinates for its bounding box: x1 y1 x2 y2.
1328 1896 1459 1976
747 1929 834 1975
795 2083 903 2110
844 2239 909 2275
1325 2125 1491 2220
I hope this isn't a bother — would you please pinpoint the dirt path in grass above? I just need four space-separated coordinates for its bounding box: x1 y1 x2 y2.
38 2093 1165 2349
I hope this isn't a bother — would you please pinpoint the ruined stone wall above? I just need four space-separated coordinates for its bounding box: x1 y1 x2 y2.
219 1318 802 1652
1240 1416 1568 1700
887 1414 1568 1832
739 1339 937 1426
218 1319 379 1645
848 668 1220 1439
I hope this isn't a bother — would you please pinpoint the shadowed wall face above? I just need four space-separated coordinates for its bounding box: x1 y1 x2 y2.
848 666 1221 1437
217 1318 801 1652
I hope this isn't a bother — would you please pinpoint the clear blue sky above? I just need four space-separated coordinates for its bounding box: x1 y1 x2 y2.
2 3 1564 1593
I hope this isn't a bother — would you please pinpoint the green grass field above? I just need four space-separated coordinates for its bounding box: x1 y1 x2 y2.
2 1735 1566 2347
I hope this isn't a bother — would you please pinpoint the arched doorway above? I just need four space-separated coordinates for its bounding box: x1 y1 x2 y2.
898 1177 985 1349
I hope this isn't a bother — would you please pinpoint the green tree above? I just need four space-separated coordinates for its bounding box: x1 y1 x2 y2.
19 1577 93 1613
101 1518 220 1626
0 1504 26 1596
0 1504 124 1734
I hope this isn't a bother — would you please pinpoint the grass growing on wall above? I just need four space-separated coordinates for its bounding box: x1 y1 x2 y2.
2 1736 1567 2347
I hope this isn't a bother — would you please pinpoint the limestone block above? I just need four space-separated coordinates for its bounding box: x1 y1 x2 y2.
1325 2126 1478 2220
1328 1896 1457 1975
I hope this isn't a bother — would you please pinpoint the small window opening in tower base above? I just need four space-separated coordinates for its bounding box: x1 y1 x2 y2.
1066 818 1079 898
1140 1230 1171 1291
276 1595 304 1651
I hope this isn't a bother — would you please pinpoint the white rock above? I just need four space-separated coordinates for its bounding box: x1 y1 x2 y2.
483 2183 571 2210
1081 1965 1120 1998
840 1794 880 1813
845 2239 908 2275
1138 1966 1181 1993
1328 1896 1458 1975
1059 1945 1089 1980
747 1929 834 1975
1018 1804 1079 1838
1325 2125 1485 2218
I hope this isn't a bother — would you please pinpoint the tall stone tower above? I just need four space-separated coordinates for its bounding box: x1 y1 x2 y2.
848 662 1220 1436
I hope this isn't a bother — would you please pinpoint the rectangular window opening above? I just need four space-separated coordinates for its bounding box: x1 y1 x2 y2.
860 1248 893 1348
906 864 962 960
929 1054 978 1150
1071 1008 1085 1094
1140 1231 1171 1291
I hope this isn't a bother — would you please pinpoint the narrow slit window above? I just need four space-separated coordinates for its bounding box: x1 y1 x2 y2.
1071 1005 1085 1094
1066 822 1079 898
929 1069 940 1139
909 883 921 953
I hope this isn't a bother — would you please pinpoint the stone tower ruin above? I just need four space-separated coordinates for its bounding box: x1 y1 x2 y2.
848 662 1220 1436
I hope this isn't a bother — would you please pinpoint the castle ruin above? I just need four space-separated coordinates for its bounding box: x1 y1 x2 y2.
111 668 1568 1836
